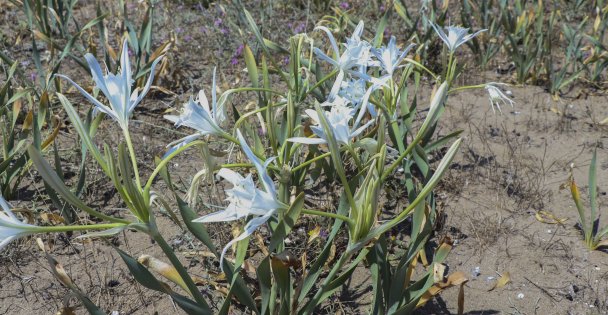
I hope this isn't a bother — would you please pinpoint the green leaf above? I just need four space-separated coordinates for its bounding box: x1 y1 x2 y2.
297 192 348 303
244 44 259 88
28 145 127 224
56 93 109 175
176 196 217 256
589 148 598 240
269 193 304 252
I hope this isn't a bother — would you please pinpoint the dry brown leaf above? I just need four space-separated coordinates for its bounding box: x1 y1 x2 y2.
255 233 269 256
57 307 76 315
489 272 511 291
417 271 468 311
307 225 321 244
271 250 300 268
40 213 65 225
535 210 567 225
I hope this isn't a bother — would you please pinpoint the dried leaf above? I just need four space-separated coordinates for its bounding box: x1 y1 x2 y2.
255 233 269 256
22 110 33 130
307 225 321 244
535 211 567 225
271 250 300 268
40 213 65 224
489 272 511 291
417 271 468 309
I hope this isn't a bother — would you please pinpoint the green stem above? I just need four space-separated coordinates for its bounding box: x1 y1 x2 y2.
404 58 438 80
150 224 209 307
382 133 421 181
219 162 282 173
303 68 339 99
448 83 486 94
291 152 331 172
123 128 141 189
302 208 354 226
143 141 201 196
346 145 363 172
31 222 126 233
446 52 455 85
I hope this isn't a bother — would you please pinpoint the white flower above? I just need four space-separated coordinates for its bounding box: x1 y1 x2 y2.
314 21 372 100
56 39 163 130
430 23 486 53
371 36 415 76
288 103 373 146
338 78 367 106
0 195 36 251
485 82 514 113
193 130 281 269
164 68 226 155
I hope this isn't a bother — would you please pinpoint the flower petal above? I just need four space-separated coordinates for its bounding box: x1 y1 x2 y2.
236 130 276 196
219 209 276 272
287 137 327 144
314 26 340 58
55 74 120 122
130 55 164 113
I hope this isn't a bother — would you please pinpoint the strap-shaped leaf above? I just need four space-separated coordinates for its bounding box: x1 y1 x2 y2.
28 145 128 224
175 195 217 256
56 93 109 175
269 193 304 252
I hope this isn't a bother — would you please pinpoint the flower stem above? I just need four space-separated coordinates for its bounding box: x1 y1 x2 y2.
346 145 363 171
291 152 331 172
302 208 354 226
31 222 126 233
123 128 142 189
143 141 201 197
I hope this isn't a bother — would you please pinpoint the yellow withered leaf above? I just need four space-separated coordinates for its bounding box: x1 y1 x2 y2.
58 307 76 315
40 213 65 224
535 210 567 225
307 225 321 244
22 110 34 130
417 271 468 314
489 272 511 291
271 250 300 268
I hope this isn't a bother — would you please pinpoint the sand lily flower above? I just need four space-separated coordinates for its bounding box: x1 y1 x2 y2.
288 103 373 146
193 130 281 268
485 82 514 113
314 21 372 99
430 23 486 53
338 78 367 106
371 37 415 76
0 195 36 251
56 39 163 130
164 68 227 154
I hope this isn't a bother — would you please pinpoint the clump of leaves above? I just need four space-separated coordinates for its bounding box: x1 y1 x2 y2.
569 149 608 250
